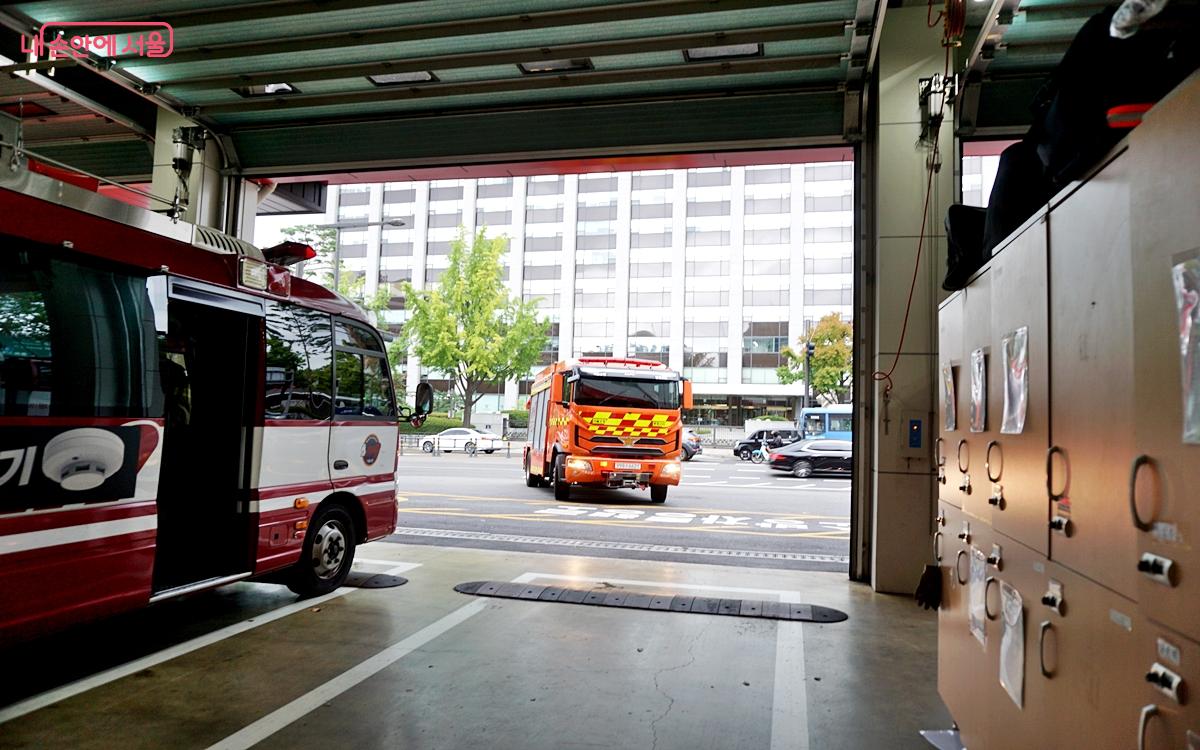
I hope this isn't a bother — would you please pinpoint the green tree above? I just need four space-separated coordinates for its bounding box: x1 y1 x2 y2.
403 228 549 427
777 313 853 404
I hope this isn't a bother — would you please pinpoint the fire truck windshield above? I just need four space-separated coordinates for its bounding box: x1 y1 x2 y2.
574 374 679 410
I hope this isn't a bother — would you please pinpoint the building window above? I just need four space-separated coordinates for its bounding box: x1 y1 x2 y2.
687 168 731 187
528 175 565 195
477 178 513 199
744 227 791 245
686 200 730 217
685 290 730 307
804 227 853 243
745 166 789 184
805 163 853 181
632 172 673 190
686 260 729 276
578 175 617 193
629 291 671 307
630 261 672 278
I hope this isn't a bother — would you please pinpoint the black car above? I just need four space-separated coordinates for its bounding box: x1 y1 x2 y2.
733 429 801 460
768 439 852 477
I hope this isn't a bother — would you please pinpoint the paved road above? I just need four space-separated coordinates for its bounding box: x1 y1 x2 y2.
391 449 851 572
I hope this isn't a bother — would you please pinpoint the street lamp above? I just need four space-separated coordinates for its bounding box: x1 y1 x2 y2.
328 218 406 290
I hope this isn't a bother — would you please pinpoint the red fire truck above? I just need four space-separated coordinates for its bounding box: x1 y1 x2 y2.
523 358 692 503
0 122 432 641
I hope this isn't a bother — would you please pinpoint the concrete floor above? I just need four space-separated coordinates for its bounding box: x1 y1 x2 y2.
0 544 949 749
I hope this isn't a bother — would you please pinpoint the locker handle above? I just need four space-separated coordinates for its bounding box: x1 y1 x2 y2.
984 576 999 620
1046 446 1065 502
957 439 969 473
935 437 946 467
1039 621 1056 678
985 440 1003 482
933 531 944 563
1137 704 1158 750
1129 455 1155 532
955 549 968 585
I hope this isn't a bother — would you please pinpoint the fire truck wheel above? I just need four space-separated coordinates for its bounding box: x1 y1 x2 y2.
650 484 668 503
422 441 434 453
553 455 571 501
524 455 540 487
288 505 356 597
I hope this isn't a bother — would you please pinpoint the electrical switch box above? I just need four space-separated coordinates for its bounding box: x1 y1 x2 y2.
901 411 926 456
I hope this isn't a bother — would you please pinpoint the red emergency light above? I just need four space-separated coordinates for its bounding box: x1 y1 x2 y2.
261 240 318 266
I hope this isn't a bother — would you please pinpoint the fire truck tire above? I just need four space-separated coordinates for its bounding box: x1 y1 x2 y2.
553 455 571 501
524 455 540 487
287 505 356 597
650 484 668 503
422 441 434 453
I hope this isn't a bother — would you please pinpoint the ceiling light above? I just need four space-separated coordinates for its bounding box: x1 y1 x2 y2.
368 71 437 86
234 83 299 97
518 58 593 74
683 44 763 62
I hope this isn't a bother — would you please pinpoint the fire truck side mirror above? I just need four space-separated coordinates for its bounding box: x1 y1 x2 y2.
551 373 565 405
682 379 693 409
413 382 434 416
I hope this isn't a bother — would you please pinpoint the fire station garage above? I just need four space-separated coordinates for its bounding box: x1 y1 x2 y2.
1 1 1198 748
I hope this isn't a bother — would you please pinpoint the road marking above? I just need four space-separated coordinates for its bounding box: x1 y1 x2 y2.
396 509 850 539
206 572 538 750
0 562 421 725
390 527 850 562
399 492 850 520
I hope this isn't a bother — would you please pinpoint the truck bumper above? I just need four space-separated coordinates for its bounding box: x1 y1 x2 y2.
563 456 682 487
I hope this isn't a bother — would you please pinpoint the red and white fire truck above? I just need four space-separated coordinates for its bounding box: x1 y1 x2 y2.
0 116 431 641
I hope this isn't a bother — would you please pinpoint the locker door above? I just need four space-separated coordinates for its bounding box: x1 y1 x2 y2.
988 216 1051 555
1135 622 1200 750
1047 153 1139 601
1129 78 1200 642
937 293 966 509
935 502 993 749
974 534 1056 750
962 270 1000 524
1037 561 1143 750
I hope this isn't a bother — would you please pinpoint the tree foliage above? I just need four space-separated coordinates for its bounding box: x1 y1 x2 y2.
777 313 853 403
403 228 549 426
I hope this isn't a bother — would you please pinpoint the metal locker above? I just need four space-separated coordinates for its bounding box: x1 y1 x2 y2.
1047 152 1139 601
987 214 1051 556
1129 76 1200 642
962 270 1001 525
936 501 990 749
1034 560 1143 750
970 532 1057 750
937 293 966 509
1135 622 1200 750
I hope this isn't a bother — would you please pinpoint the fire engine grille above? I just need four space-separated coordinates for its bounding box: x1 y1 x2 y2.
453 580 848 623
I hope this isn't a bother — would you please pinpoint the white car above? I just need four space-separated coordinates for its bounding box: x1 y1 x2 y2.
421 428 504 454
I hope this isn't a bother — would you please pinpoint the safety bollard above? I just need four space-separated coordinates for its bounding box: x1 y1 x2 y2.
506 441 511 459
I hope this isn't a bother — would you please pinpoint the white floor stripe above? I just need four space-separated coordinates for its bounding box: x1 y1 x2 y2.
0 563 419 725
206 572 538 750
771 590 809 750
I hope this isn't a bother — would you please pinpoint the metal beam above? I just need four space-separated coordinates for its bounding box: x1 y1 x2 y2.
197 53 844 116
159 21 849 89
842 0 883 141
0 53 152 139
142 0 834 67
956 0 1021 136
93 0 421 29
0 59 78 74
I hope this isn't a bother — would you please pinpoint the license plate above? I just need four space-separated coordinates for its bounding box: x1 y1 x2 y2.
615 462 641 470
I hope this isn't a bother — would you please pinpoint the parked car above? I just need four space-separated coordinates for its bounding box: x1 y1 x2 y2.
767 439 853 477
733 429 801 460
681 428 703 461
422 428 504 454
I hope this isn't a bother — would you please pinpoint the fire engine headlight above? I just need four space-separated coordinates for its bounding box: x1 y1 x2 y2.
566 458 592 473
661 462 681 477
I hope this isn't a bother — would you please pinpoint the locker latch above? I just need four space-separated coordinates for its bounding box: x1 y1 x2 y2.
1050 515 1073 536
1145 662 1187 704
1041 580 1064 615
957 521 971 544
935 512 946 527
938 465 947 485
987 543 1003 571
1136 553 1177 587
959 473 972 495
988 483 1004 507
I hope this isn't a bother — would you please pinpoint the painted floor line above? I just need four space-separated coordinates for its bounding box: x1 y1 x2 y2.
0 563 420 725
206 572 538 750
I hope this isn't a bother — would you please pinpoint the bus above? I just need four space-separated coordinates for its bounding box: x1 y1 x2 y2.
799 404 853 441
524 358 692 503
0 136 432 641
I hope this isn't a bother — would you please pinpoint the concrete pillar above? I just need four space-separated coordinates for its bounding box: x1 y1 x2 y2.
613 172 632 358
364 184 384 296
668 169 687 372
868 6 955 593
727 167 746 386
504 176 529 411
149 110 223 228
557 174 579 358
405 181 431 400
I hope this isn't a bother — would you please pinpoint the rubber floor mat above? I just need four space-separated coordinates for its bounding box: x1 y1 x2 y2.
453 581 847 623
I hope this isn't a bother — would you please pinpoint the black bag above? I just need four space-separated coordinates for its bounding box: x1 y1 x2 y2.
982 139 1053 255
1030 5 1200 189
942 204 987 292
